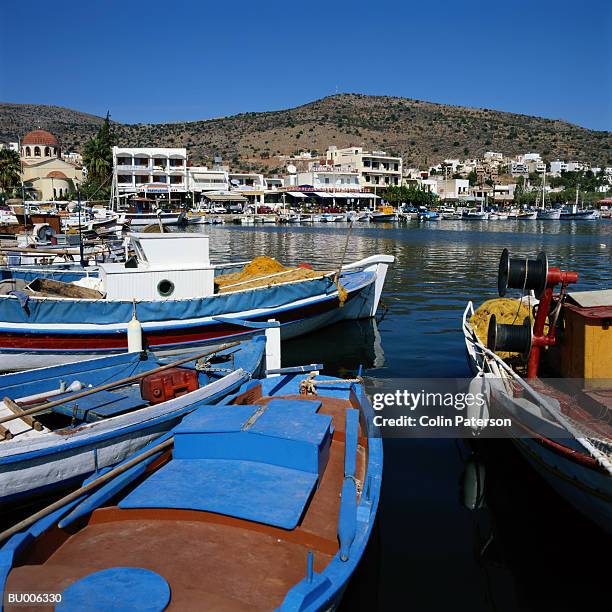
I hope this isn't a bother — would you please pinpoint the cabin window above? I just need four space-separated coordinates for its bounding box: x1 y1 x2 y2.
157 279 175 297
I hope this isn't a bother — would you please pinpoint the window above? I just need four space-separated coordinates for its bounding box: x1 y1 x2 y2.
34 147 41 157
170 175 183 185
44 147 51 156
365 175 371 182
25 146 31 156
157 279 175 297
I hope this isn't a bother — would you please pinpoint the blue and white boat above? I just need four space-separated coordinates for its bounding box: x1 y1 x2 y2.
0 233 393 371
0 369 382 610
0 335 267 506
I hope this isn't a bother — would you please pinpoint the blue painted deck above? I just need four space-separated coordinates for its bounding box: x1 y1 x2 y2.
119 397 333 529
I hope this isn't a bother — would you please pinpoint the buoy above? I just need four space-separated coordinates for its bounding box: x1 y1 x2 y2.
466 374 490 436
461 455 486 511
127 300 143 353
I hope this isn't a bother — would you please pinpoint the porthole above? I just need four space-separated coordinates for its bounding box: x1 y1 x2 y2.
157 279 175 297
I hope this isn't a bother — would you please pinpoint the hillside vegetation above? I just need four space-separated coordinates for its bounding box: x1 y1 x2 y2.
1 94 610 172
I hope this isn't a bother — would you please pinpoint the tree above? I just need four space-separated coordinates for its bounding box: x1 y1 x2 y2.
467 170 478 186
82 112 114 200
0 148 21 195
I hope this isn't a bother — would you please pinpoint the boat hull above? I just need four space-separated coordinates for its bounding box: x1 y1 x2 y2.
0 349 263 505
462 302 612 533
0 257 392 370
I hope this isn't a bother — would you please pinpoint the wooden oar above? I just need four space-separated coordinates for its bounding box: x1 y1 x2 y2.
0 437 174 544
0 342 240 427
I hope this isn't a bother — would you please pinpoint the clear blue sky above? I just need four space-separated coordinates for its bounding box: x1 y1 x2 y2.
1 0 610 130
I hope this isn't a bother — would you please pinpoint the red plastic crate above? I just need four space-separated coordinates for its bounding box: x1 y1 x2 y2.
140 367 199 404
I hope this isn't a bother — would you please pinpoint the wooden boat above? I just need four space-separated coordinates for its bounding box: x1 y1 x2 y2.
0 368 381 610
0 336 267 506
0 233 393 370
462 249 612 533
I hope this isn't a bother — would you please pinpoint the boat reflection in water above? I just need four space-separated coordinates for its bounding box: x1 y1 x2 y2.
283 317 385 375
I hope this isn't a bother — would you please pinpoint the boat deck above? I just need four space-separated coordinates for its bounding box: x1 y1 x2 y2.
6 391 367 610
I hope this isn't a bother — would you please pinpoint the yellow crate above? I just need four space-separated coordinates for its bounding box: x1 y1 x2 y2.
560 306 612 381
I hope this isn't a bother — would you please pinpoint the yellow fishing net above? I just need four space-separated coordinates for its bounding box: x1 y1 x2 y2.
470 298 531 358
215 256 327 294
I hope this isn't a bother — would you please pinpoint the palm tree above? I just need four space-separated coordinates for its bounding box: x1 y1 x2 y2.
0 148 21 195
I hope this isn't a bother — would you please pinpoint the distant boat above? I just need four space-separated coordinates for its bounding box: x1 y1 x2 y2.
561 206 598 220
370 206 397 222
462 208 489 220
517 210 537 220
489 211 508 220
537 209 561 220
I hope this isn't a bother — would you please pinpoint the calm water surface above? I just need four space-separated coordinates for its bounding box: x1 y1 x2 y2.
197 220 612 611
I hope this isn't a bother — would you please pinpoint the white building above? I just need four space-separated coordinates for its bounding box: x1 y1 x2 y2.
520 153 542 162
435 178 470 201
264 177 283 191
566 161 586 172
526 159 546 174
484 152 503 161
295 164 361 191
0 142 19 152
187 166 229 193
511 162 529 177
326 146 402 189
113 147 188 198
549 160 568 174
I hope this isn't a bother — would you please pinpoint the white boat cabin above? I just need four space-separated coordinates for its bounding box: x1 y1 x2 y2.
98 233 215 301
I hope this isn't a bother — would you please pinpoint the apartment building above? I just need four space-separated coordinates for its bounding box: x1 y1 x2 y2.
113 147 188 197
188 166 229 193
549 160 568 174
435 178 470 201
326 146 402 189
476 163 499 183
295 163 361 191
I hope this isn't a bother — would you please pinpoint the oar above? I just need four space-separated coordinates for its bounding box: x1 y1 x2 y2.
0 342 240 427
0 437 174 544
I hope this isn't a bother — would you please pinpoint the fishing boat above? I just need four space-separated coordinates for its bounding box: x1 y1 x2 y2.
417 208 440 221
537 209 561 220
0 232 393 370
439 206 461 220
320 213 344 223
517 210 537 220
462 249 612 533
346 211 369 222
0 366 381 609
488 211 508 220
370 205 397 222
0 335 267 505
462 208 489 220
560 205 598 220
118 197 188 228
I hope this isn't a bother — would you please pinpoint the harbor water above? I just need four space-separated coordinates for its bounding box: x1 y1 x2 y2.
192 219 612 611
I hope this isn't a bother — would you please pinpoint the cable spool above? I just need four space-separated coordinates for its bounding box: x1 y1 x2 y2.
498 248 548 299
487 314 532 358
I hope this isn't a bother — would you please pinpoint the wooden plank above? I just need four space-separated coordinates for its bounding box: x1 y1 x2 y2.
3 397 43 431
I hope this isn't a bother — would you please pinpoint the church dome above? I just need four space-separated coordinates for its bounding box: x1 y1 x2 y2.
22 130 59 146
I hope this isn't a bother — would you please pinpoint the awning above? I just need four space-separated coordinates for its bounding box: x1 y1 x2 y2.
313 192 335 198
353 192 380 199
286 191 307 198
204 193 247 202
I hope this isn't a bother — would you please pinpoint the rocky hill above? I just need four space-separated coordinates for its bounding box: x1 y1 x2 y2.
1 94 610 172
